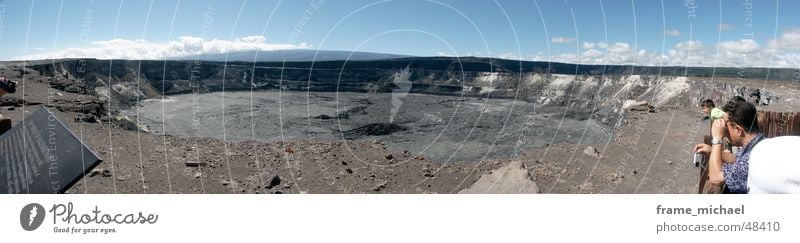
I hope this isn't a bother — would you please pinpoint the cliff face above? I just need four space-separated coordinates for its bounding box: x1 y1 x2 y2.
28 58 779 128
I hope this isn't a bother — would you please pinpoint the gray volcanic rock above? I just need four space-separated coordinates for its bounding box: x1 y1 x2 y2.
2 57 797 194
459 160 539 194
29 58 788 133
341 123 409 139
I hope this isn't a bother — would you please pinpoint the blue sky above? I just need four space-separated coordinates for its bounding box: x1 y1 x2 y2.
1 0 799 67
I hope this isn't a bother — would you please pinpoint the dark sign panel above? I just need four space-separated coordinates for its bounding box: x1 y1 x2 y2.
0 107 102 194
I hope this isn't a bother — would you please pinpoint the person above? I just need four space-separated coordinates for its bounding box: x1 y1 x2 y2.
0 77 16 134
701 96 746 164
747 136 800 193
722 96 746 115
0 77 15 97
700 99 725 121
694 101 764 193
719 96 747 161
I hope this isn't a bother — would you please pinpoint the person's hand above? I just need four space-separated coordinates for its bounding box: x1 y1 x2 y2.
711 119 726 140
694 143 711 155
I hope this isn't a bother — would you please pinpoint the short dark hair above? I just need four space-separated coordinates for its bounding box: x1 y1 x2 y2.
723 96 746 113
729 101 760 133
701 99 715 108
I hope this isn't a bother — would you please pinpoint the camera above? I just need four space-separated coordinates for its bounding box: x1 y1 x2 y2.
0 78 17 93
692 153 703 167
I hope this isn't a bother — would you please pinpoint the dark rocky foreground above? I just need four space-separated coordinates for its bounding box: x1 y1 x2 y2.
0 58 798 193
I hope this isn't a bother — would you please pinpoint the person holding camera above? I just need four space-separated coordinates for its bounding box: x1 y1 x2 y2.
694 101 764 193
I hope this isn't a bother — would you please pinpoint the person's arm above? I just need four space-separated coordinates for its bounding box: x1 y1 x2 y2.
708 144 726 185
721 151 736 164
707 119 727 186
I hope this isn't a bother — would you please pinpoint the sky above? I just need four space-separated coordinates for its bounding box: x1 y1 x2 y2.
0 0 798 67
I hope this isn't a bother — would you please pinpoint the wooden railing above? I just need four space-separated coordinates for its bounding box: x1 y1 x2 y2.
757 111 800 138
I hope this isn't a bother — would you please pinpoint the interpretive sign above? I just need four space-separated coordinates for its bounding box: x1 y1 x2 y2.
0 107 102 193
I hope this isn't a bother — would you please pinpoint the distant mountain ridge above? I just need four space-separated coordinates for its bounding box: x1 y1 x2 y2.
171 50 413 62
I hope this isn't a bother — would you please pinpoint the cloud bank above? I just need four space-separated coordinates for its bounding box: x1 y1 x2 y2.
496 29 800 68
17 30 800 68
17 35 310 60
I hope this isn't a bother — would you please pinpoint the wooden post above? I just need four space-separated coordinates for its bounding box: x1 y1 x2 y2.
698 135 711 193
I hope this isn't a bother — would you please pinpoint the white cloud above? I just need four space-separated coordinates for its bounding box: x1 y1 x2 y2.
498 52 522 60
719 23 736 31
518 33 800 67
581 49 603 58
665 30 681 37
551 36 576 44
16 35 311 60
768 29 800 51
435 51 452 56
675 40 705 52
582 42 608 49
607 42 631 53
468 33 800 68
607 43 638 64
719 39 760 54
555 53 577 63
